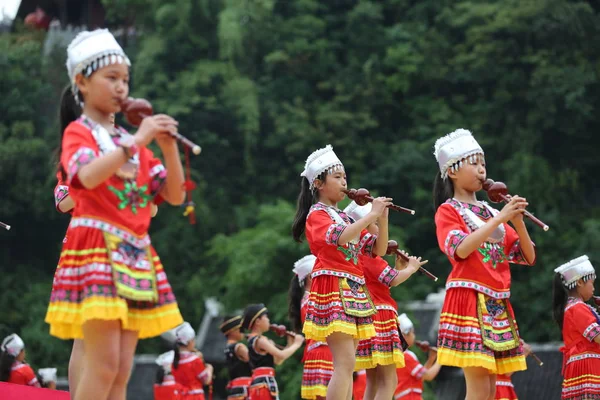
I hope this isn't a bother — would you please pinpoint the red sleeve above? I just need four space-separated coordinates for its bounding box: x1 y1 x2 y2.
306 210 344 247
364 257 398 287
60 122 99 188
405 351 426 379
566 304 600 342
13 365 40 387
504 224 536 265
435 204 469 261
146 148 167 205
191 357 208 381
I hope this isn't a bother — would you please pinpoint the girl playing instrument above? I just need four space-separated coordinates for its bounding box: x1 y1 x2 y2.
154 350 187 400
432 129 536 400
394 314 441 400
345 201 427 400
220 315 252 400
242 303 304 400
44 28 185 400
553 255 600 400
292 144 391 400
0 334 40 387
288 254 333 400
171 322 214 400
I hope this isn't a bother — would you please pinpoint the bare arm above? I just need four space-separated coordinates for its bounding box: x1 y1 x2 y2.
235 343 250 363
77 149 129 189
157 140 185 205
338 213 378 246
511 219 535 264
257 335 304 366
57 195 75 213
373 212 389 256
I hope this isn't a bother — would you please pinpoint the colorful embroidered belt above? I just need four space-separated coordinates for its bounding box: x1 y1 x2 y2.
227 376 251 399
307 341 327 352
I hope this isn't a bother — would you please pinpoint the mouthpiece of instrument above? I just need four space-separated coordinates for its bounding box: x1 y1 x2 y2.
192 145 202 155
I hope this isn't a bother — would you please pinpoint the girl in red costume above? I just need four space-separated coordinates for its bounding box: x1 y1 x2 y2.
289 254 333 400
0 334 40 387
345 201 427 400
553 256 600 400
243 303 304 400
171 322 213 400
432 129 536 400
292 145 391 400
154 350 187 400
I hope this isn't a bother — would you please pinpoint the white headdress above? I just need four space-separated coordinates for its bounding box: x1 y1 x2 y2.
170 322 196 345
38 368 58 384
343 201 372 222
300 145 344 190
398 313 414 335
293 255 317 285
1 333 24 357
554 255 596 290
155 351 175 374
66 29 130 97
433 129 484 179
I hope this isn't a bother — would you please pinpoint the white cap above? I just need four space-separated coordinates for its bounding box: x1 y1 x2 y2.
1 333 24 357
66 29 130 94
155 351 175 374
38 368 58 384
300 145 344 190
170 322 196 345
293 255 317 284
343 201 372 222
433 129 484 179
398 313 414 335
554 255 596 289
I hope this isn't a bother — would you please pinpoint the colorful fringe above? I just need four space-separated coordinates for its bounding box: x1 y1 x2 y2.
355 308 405 370
301 344 333 399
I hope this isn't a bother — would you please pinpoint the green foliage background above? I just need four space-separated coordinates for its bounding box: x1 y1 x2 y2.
1 0 599 398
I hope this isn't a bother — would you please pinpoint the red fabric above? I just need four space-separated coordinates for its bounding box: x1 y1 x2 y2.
362 256 398 309
435 200 534 297
352 370 366 400
54 172 71 214
0 382 68 400
248 367 277 400
7 362 39 387
495 374 518 400
172 351 208 400
306 207 375 282
61 120 165 236
154 383 187 400
395 350 424 399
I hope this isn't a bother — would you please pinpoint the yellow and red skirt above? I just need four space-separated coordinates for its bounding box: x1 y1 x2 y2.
495 374 517 400
302 274 376 342
227 376 252 400
248 367 278 400
301 342 333 399
45 218 183 339
437 288 526 374
355 307 405 370
561 346 600 400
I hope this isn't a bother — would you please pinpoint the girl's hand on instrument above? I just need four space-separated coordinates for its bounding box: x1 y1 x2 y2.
395 251 409 270
134 114 178 147
406 256 428 274
496 195 528 224
371 197 393 216
292 334 305 346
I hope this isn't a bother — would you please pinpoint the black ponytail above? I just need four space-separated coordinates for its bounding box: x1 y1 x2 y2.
172 345 181 370
155 366 166 384
292 173 326 242
552 273 569 334
0 351 15 382
432 171 455 211
56 85 82 181
288 276 305 334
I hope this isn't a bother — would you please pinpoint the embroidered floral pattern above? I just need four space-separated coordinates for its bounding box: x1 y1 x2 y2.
359 233 377 257
54 185 69 209
445 280 511 299
68 147 97 181
583 323 600 342
444 229 468 259
326 224 346 245
69 217 151 248
485 297 506 318
378 265 399 287
149 164 167 197
311 269 365 285
109 181 153 214
478 242 507 269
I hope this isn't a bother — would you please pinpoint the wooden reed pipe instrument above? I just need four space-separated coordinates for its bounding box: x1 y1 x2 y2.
529 351 544 367
269 324 296 338
481 179 549 231
342 188 416 215
0 221 10 231
386 240 438 282
121 97 202 155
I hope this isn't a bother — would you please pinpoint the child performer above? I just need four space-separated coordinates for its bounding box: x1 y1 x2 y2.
0 334 40 387
221 315 252 400
346 202 427 400
171 322 214 400
292 144 391 400
154 350 187 400
44 28 185 400
553 255 600 400
394 314 441 400
242 303 304 400
38 368 58 390
432 129 536 400
288 254 333 400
